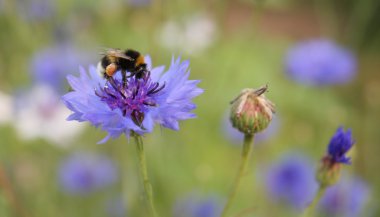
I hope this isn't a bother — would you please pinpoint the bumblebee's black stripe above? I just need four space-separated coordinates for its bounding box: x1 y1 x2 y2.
118 49 141 71
124 49 141 60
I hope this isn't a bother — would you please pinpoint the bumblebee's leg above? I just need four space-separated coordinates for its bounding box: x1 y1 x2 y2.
104 76 110 88
121 70 127 88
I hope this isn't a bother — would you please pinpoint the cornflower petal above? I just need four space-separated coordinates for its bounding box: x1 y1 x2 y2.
327 127 355 164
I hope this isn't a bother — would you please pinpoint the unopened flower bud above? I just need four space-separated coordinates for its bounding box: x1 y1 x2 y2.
230 85 275 135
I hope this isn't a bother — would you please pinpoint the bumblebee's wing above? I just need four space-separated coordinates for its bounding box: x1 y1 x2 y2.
97 46 111 56
112 52 135 61
98 47 135 61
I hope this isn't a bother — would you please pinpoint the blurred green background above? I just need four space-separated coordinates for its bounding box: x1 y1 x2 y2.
0 0 380 216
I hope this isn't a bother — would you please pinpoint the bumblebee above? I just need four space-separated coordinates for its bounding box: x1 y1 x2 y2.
97 48 149 84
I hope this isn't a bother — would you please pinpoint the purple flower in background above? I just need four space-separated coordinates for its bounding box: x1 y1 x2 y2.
58 152 118 195
319 176 369 217
327 127 354 164
62 56 203 143
265 154 318 210
222 113 279 145
173 193 222 217
30 44 94 94
285 39 356 86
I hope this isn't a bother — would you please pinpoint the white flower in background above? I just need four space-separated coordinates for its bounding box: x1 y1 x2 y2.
13 85 85 147
0 91 12 124
158 14 217 55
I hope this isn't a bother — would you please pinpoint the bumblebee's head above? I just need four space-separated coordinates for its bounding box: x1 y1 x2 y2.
135 64 149 79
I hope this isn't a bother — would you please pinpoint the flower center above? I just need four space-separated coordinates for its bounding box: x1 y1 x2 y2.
95 72 165 127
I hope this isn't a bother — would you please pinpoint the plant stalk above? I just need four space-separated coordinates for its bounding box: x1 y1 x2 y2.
221 134 255 217
302 186 327 217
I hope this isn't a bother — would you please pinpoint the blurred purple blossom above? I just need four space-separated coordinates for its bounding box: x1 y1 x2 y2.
172 193 222 217
30 44 94 94
222 113 279 145
62 56 203 143
285 39 356 86
319 176 370 217
265 154 318 210
58 152 118 195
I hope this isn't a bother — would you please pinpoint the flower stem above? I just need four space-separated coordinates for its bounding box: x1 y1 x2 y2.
221 134 255 217
133 135 159 217
302 186 327 217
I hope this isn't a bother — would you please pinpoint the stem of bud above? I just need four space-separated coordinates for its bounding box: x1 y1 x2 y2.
221 134 255 217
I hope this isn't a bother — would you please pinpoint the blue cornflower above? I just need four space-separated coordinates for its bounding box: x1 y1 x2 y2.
319 176 370 217
265 154 318 210
316 127 355 187
327 127 354 164
173 193 222 217
58 152 118 195
285 39 356 86
62 56 203 143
